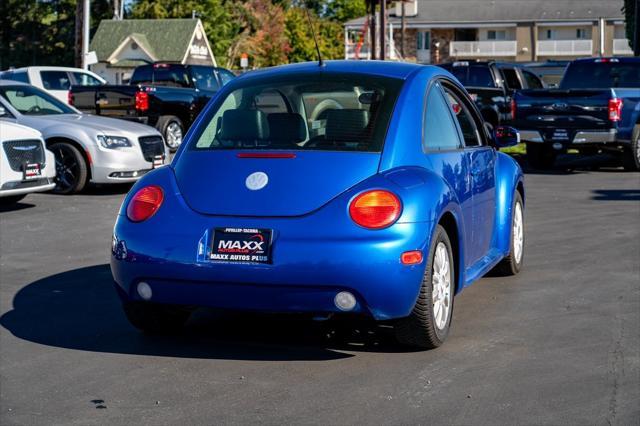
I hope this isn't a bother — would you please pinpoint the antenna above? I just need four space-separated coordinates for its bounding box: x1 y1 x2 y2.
304 8 324 67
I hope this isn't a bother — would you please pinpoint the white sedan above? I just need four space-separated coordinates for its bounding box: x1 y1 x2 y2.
0 120 56 205
0 81 168 194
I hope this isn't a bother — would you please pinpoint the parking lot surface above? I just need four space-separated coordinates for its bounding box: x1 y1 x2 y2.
1 164 639 425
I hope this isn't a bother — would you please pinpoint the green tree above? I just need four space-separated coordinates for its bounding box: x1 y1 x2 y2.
622 0 636 50
325 0 367 23
0 0 110 69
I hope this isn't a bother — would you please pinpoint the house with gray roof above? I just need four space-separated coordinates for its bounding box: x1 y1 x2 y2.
89 19 216 83
344 0 632 63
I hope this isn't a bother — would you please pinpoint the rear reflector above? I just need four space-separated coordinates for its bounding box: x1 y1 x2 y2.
401 250 424 265
237 152 297 159
68 91 74 106
127 185 164 222
349 190 402 229
608 98 623 122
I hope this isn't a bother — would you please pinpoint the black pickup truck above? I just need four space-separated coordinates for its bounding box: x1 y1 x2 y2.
514 57 640 170
70 63 235 151
439 61 545 129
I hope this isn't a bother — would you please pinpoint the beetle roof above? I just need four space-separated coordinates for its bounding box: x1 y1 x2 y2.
236 60 432 82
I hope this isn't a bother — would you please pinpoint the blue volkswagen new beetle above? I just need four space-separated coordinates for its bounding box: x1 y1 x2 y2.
111 61 525 348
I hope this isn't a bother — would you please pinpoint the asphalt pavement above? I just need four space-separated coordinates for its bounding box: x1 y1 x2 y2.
1 158 639 425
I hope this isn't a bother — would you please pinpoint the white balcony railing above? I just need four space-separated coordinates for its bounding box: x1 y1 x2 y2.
345 42 371 60
613 39 634 55
449 41 517 57
537 40 593 56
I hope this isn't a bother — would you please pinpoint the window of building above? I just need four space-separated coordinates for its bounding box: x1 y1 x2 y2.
576 28 587 39
488 30 506 40
546 29 557 39
417 31 430 50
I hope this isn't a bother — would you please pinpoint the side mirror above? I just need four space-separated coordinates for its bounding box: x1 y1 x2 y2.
0 106 5 117
493 126 520 148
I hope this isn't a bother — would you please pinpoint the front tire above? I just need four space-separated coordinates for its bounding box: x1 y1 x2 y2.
157 115 184 152
49 142 88 194
395 225 455 349
622 125 640 172
527 143 556 170
123 301 191 334
492 191 524 276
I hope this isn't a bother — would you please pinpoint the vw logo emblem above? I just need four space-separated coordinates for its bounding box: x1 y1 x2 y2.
245 171 269 191
552 102 569 111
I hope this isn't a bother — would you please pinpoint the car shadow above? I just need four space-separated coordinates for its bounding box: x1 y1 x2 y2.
0 201 36 213
591 189 640 201
83 183 134 196
0 265 413 361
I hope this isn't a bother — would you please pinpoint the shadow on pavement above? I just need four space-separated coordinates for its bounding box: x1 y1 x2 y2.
591 189 640 201
0 265 412 360
84 183 134 196
0 201 35 213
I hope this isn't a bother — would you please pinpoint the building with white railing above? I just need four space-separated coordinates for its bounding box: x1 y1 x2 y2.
344 0 633 64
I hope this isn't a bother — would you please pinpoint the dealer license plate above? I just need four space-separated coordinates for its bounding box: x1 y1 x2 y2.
210 228 272 264
551 129 569 141
23 163 41 180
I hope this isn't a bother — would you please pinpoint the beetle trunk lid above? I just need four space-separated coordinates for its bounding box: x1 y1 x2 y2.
174 150 380 216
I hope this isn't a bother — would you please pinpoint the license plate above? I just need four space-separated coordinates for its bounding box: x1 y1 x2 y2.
551 129 569 140
210 228 272 264
23 163 41 180
152 154 164 168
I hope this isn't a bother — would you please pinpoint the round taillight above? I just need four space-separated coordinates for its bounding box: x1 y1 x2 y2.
349 190 402 229
126 186 164 222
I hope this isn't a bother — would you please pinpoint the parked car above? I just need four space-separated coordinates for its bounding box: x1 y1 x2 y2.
70 63 236 151
0 81 168 194
0 120 56 205
0 66 105 105
438 61 545 130
514 57 640 170
522 60 570 88
111 61 525 349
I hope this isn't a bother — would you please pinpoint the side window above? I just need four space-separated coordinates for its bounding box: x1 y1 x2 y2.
443 86 483 147
2 71 29 84
423 82 462 151
501 68 522 90
40 71 71 90
218 69 235 86
72 72 102 86
522 70 544 89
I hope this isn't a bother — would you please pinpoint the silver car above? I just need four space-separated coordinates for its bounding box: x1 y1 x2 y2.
0 81 168 194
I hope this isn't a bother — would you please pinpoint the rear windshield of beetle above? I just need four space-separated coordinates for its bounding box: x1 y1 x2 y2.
191 73 403 152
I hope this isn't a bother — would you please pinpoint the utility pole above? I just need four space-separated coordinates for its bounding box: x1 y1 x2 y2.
380 0 386 60
74 0 83 67
401 0 406 58
82 0 90 69
370 0 376 60
635 0 640 56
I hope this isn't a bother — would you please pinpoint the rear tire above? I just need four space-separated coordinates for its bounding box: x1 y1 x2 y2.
49 142 88 194
527 143 556 170
157 115 184 152
395 225 455 349
622 125 640 172
491 191 524 276
123 301 191 334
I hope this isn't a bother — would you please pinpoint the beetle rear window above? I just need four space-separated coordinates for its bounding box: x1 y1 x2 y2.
191 73 403 152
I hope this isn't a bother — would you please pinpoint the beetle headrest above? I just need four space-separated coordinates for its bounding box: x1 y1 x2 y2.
325 109 370 141
267 113 306 145
219 109 270 141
